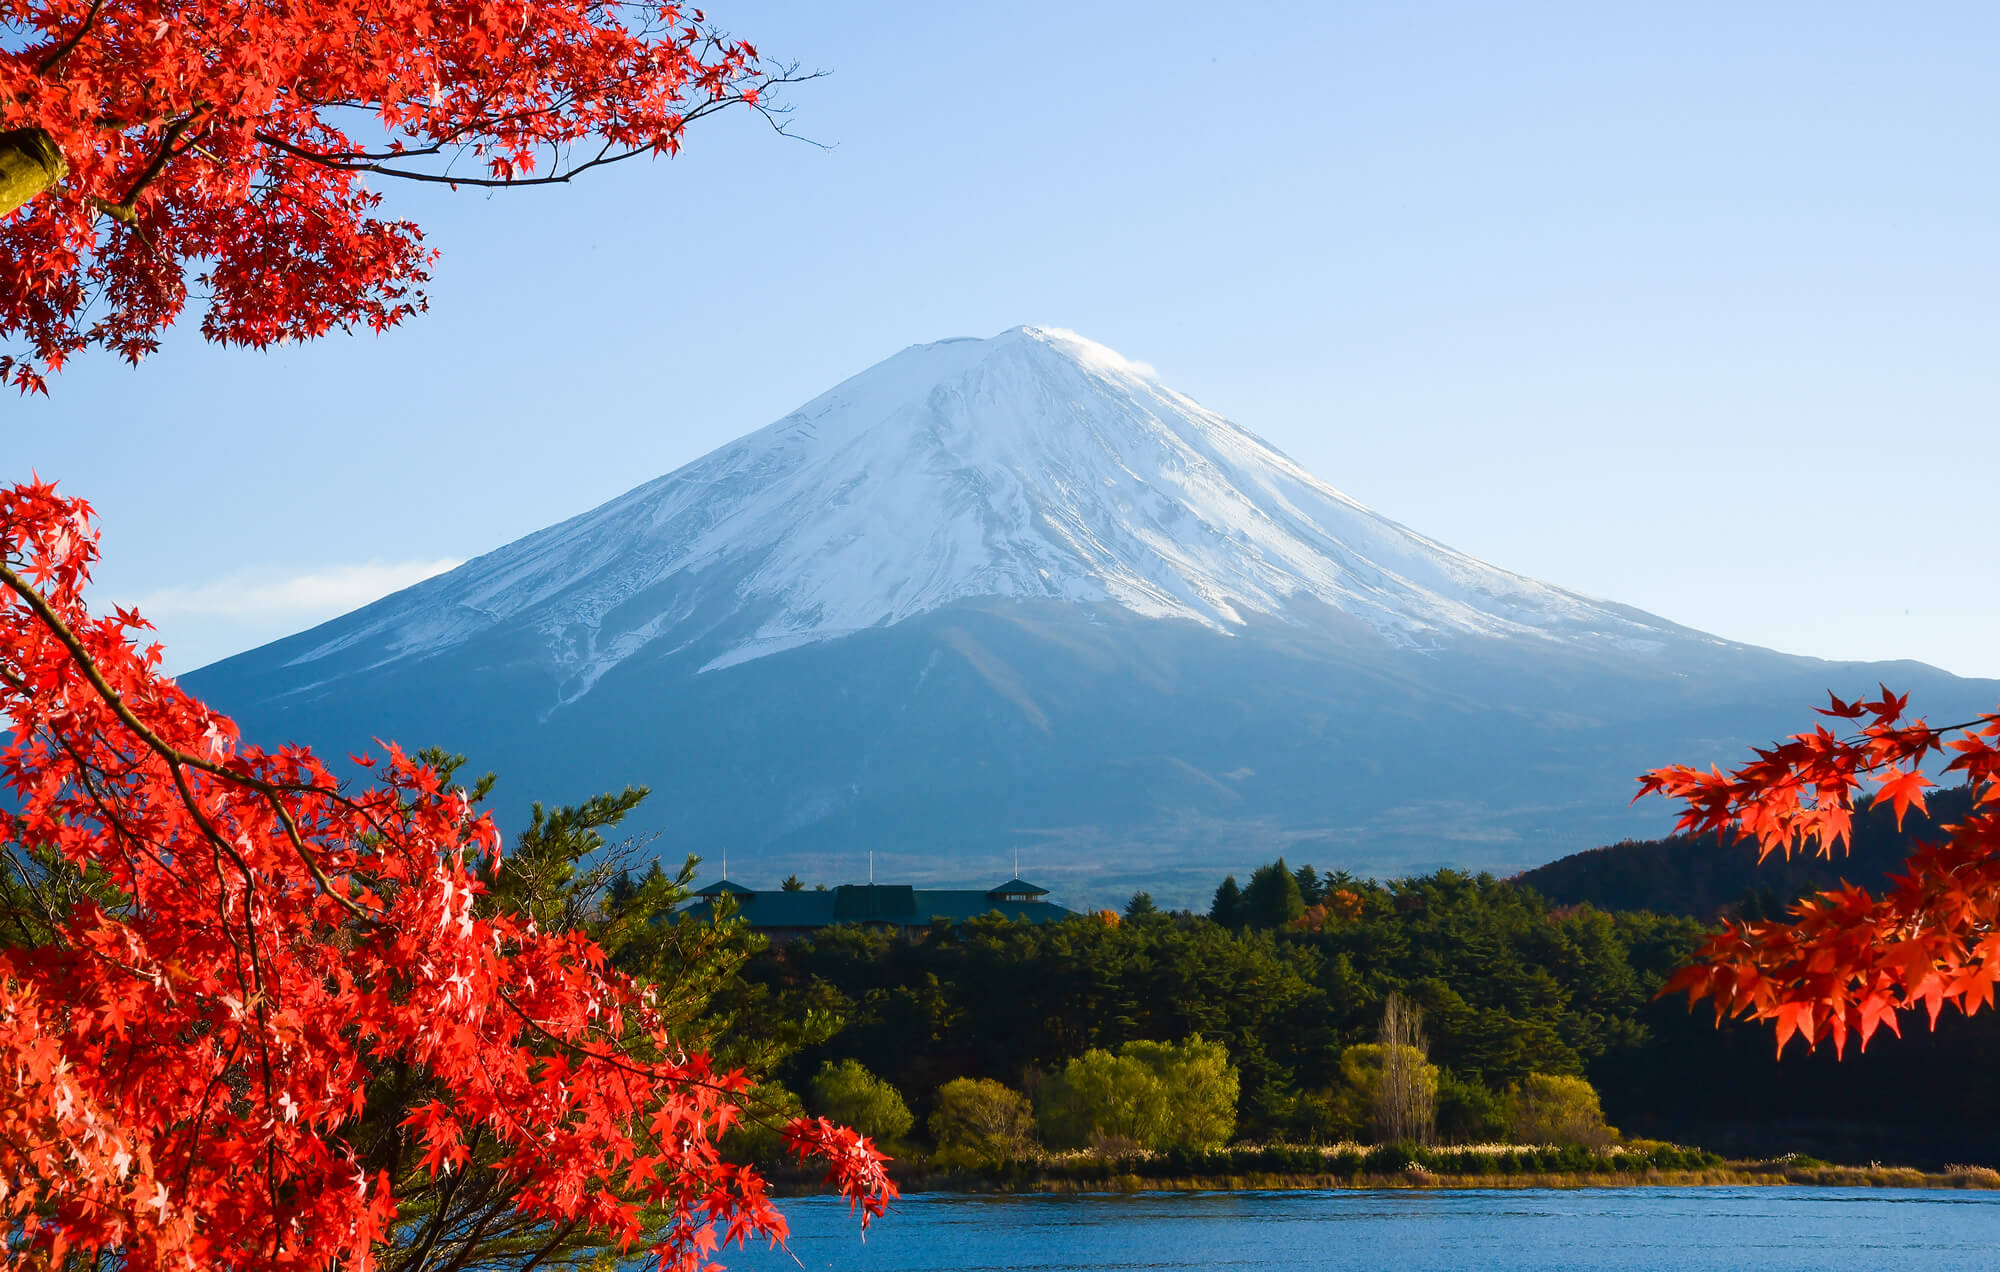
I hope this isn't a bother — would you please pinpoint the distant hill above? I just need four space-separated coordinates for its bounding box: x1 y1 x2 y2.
1515 784 1979 921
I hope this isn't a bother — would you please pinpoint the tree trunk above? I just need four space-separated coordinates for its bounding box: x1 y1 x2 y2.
0 129 67 218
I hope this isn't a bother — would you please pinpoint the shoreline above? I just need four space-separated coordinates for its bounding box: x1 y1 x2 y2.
771 1162 2000 1198
933 1164 2000 1193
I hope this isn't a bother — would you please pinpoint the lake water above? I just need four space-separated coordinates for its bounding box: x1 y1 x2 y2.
723 1188 2000 1271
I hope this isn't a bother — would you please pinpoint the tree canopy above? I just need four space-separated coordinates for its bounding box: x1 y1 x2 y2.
808 1060 913 1147
1035 1035 1237 1153
927 1078 1036 1169
0 0 797 391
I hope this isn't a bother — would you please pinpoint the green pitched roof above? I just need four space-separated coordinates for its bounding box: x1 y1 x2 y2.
695 878 755 897
989 878 1049 897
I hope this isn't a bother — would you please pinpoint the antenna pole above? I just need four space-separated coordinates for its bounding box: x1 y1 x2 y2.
869 850 874 884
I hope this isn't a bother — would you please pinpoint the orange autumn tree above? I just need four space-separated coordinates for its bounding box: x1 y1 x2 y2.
1641 687 2000 1056
0 0 799 392
0 478 894 1268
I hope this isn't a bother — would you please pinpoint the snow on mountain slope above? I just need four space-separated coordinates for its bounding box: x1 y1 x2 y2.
282 326 1684 702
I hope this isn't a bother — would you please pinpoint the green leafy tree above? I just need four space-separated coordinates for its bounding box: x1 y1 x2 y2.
721 1080 807 1164
781 874 806 892
810 1059 915 1146
1125 890 1158 917
1506 1074 1617 1149
1125 1035 1239 1150
1036 1049 1156 1152
1037 1036 1237 1153
928 1078 1038 1168
1436 1071 1508 1143
1243 858 1306 929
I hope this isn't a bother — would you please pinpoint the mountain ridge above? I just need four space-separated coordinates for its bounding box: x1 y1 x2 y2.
255 326 1707 701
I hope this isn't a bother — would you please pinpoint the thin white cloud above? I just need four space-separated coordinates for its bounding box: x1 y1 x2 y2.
1032 326 1159 379
131 558 462 621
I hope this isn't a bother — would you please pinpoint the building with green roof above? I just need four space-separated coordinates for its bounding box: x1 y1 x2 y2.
682 876 1074 942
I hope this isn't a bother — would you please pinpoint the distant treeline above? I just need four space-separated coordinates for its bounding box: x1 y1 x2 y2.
741 868 1693 1151
732 829 2000 1169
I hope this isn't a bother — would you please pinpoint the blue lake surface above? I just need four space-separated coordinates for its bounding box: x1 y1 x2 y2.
721 1188 2000 1271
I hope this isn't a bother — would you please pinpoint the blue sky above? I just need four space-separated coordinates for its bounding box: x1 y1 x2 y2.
11 2 1998 679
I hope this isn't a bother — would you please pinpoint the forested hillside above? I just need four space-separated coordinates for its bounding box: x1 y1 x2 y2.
1517 786 1977 920
727 850 2000 1169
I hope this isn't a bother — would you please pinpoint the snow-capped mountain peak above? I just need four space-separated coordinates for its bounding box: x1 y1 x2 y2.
282 326 1676 702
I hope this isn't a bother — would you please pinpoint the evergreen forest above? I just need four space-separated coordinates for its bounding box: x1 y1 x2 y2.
715 793 2000 1171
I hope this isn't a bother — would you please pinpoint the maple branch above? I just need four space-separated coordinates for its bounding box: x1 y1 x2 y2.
514 1216 585 1272
1898 712 2000 746
168 1031 249 1201
259 131 658 187
428 1190 514 1272
34 0 108 74
50 725 199 896
249 63 822 188
405 1126 481 1272
492 986 662 1082
92 112 201 224
0 558 375 922
487 984 774 1116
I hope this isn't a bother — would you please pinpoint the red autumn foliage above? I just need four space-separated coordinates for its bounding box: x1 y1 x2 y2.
1640 687 2000 1057
0 0 793 392
1288 888 1362 932
0 477 895 1269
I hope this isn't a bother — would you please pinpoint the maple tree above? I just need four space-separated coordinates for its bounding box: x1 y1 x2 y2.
0 476 895 1269
1641 687 2000 1057
0 0 799 393
336 778 837 1272
1287 887 1363 932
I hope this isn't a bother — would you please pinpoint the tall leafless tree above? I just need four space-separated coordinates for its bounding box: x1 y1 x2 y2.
1375 992 1436 1146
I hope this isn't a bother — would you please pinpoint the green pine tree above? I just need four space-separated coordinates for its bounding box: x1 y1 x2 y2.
1243 858 1306 928
1292 862 1324 906
1209 875 1246 929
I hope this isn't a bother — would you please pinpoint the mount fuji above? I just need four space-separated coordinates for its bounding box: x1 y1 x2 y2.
187 327 1995 903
